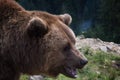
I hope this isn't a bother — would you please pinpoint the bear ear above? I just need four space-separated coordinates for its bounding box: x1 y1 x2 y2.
59 14 72 25
26 17 48 38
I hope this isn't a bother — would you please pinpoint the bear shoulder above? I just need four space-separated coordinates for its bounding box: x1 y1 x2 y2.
0 0 24 10
0 0 25 21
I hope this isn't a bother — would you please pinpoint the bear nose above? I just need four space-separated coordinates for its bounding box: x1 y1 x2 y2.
80 59 88 66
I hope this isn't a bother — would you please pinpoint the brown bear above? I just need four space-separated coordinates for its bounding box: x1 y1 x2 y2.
0 0 88 80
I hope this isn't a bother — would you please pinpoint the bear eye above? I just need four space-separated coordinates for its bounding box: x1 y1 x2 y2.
64 43 71 51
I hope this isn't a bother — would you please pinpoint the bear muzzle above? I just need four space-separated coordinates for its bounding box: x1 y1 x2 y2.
76 59 88 69
60 59 88 78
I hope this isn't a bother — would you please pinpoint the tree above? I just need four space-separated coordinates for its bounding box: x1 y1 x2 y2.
85 0 120 43
98 0 120 43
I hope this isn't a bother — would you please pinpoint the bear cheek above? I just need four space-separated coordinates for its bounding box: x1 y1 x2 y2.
42 53 65 77
44 52 65 70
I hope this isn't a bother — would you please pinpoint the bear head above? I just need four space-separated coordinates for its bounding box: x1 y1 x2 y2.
0 0 88 79
23 12 88 78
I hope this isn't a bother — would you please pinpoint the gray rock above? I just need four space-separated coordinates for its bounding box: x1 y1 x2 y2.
76 37 120 55
29 75 44 80
99 46 108 52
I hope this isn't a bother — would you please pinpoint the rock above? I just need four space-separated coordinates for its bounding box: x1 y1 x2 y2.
29 75 44 80
76 37 120 55
99 46 108 52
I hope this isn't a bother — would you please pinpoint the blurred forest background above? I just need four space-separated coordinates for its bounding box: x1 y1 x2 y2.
17 0 120 43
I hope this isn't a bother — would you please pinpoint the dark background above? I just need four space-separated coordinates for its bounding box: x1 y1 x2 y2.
17 0 120 43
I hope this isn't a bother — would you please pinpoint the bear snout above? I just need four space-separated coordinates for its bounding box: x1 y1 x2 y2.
76 59 88 69
80 59 88 66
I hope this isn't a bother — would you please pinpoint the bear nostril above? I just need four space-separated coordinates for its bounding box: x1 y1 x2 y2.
80 60 88 66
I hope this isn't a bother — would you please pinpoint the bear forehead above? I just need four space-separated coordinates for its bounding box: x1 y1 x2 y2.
29 11 76 44
49 19 76 45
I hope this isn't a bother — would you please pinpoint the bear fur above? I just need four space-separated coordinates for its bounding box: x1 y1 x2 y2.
0 0 87 80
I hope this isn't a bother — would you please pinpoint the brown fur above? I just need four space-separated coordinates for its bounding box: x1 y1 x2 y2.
0 0 87 80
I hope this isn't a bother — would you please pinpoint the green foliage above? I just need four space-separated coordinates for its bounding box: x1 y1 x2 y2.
84 0 120 43
20 75 29 80
79 46 93 55
79 47 120 80
21 48 120 80
98 0 120 43
83 25 105 39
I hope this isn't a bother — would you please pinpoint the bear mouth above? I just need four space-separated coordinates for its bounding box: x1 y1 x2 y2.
49 62 86 78
49 65 85 78
60 65 84 78
62 66 77 78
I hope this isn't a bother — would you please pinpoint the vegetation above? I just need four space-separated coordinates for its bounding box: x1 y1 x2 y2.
20 47 120 80
84 0 120 43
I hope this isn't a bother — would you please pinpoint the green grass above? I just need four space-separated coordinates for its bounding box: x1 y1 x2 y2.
20 75 29 80
21 47 120 80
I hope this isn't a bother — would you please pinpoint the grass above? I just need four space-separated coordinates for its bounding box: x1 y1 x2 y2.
20 75 29 80
21 47 120 80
